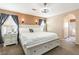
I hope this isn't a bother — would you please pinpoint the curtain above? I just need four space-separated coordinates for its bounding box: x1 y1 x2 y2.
11 15 19 41
39 19 42 25
44 20 46 23
39 18 47 31
0 13 9 44
44 20 47 31
39 19 46 25
40 20 45 31
11 15 19 25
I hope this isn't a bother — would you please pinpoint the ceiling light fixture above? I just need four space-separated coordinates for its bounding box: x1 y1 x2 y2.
41 3 49 14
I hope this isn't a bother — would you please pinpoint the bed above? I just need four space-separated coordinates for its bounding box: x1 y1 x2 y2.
19 25 60 55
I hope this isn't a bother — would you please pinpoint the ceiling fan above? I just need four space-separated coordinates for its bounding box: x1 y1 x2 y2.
32 3 49 14
41 3 49 13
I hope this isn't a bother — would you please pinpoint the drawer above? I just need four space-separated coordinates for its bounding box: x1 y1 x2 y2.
4 38 17 42
48 40 60 49
3 39 17 46
27 43 52 55
4 40 17 44
28 43 51 55
28 45 44 55
41 42 51 53
26 40 60 55
3 36 17 39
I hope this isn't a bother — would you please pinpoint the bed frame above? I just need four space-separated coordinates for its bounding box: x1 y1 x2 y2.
19 25 60 55
20 39 60 55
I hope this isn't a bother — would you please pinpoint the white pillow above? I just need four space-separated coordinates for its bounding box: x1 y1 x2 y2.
19 28 29 33
33 28 42 32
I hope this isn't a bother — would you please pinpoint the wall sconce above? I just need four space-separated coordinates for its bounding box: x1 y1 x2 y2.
22 19 24 24
35 19 38 24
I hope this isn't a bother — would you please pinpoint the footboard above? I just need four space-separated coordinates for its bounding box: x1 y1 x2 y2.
23 39 60 55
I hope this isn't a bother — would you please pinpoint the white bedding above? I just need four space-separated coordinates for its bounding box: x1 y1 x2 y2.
20 32 59 48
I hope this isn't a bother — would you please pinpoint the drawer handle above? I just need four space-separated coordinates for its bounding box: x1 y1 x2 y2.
34 50 36 52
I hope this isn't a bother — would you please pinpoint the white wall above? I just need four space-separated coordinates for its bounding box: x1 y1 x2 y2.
47 15 64 39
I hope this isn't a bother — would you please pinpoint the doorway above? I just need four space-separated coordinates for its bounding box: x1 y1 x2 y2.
64 14 76 43
68 19 76 42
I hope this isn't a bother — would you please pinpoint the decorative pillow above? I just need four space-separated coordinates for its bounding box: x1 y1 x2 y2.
29 29 34 32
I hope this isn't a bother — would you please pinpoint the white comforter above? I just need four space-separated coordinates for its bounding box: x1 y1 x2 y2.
20 32 59 48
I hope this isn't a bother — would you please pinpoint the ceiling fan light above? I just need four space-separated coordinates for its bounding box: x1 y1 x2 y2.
41 9 49 13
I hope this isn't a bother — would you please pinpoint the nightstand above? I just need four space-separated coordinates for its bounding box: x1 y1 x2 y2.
3 34 18 47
